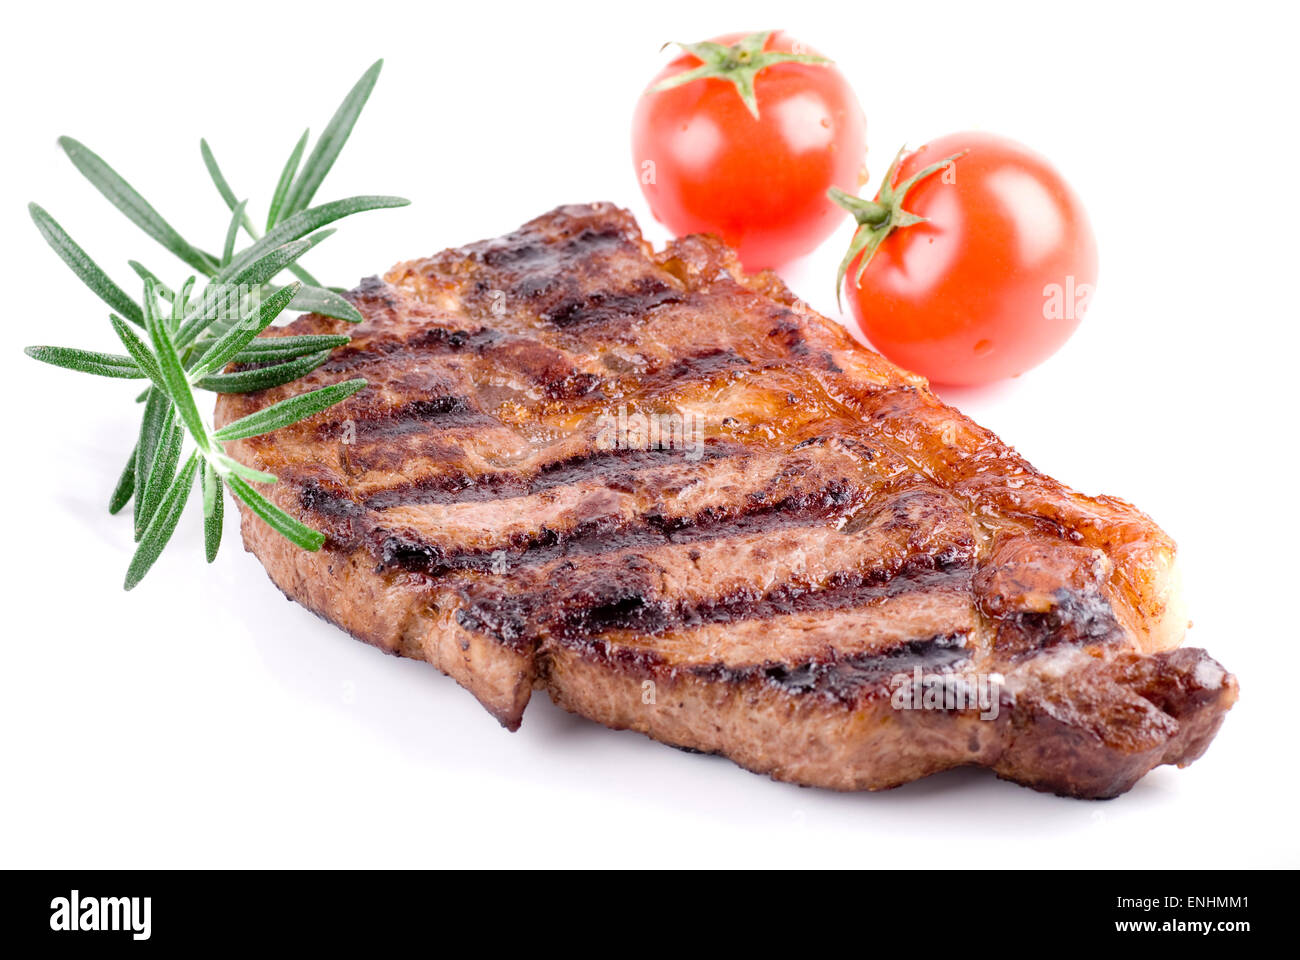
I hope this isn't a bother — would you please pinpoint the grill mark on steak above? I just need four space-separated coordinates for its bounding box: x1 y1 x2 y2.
538 275 685 329
617 346 752 393
285 444 760 535
546 627 973 704
303 341 814 500
325 335 759 423
453 551 972 653
317 395 497 441
372 473 864 576
692 632 973 704
559 556 970 640
358 442 748 510
319 325 498 373
596 587 979 673
310 371 885 505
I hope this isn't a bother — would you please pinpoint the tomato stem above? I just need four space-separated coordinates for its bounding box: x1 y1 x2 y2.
829 146 968 307
650 30 832 119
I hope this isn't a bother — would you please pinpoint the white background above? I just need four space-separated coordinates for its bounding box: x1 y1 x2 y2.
2 0 1296 868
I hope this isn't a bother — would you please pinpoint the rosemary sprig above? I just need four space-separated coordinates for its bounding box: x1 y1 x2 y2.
24 61 407 589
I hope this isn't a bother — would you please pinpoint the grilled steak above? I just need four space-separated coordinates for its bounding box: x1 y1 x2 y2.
214 203 1236 798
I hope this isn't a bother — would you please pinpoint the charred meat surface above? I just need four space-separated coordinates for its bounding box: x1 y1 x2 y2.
215 203 1236 798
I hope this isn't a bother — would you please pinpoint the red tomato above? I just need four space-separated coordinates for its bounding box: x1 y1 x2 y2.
632 30 866 270
837 132 1098 386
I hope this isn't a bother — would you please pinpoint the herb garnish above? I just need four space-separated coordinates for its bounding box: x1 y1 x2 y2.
23 60 409 589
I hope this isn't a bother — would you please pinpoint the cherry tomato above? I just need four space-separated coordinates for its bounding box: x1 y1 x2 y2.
632 30 867 270
835 132 1098 386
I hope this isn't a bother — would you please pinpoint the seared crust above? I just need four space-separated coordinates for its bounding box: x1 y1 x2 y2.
215 203 1236 798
